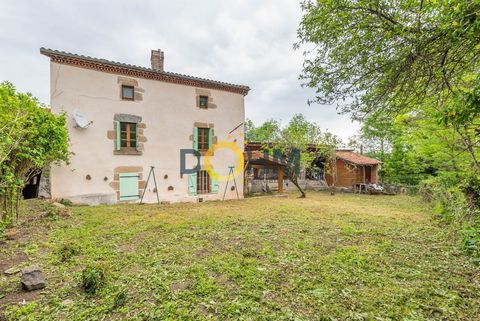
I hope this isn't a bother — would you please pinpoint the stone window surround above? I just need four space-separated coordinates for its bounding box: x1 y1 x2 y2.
107 113 147 156
118 76 144 101
195 89 217 109
109 166 146 201
191 122 218 156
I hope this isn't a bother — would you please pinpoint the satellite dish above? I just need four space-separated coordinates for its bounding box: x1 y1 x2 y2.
73 109 93 128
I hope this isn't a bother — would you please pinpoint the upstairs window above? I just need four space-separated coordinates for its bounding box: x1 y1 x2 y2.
120 122 137 148
197 127 210 151
197 170 211 194
198 95 208 108
122 85 134 101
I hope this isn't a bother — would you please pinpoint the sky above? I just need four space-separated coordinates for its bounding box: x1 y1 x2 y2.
0 0 359 142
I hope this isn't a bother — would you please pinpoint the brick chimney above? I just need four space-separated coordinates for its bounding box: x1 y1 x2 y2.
150 49 164 71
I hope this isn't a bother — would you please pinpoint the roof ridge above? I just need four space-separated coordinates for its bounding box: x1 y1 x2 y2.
39 47 250 95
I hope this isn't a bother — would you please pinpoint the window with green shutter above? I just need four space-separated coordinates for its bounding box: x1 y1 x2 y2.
119 173 139 201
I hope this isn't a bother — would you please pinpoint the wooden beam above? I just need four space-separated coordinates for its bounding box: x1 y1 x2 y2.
278 164 284 193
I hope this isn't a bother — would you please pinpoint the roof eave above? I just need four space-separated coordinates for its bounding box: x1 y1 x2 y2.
40 47 250 96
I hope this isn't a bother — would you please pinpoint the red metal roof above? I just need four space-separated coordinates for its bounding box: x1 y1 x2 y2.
335 150 382 165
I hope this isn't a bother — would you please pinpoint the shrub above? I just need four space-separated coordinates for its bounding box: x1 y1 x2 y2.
419 174 467 221
59 198 73 207
462 223 480 263
81 263 107 294
460 173 480 214
420 173 480 260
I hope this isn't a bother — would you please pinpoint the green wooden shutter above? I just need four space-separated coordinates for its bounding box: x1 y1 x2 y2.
119 173 139 201
188 173 197 195
193 127 199 151
135 123 139 150
211 174 219 193
208 128 213 150
114 121 121 150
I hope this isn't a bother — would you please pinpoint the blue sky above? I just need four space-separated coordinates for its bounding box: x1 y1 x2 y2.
0 0 359 142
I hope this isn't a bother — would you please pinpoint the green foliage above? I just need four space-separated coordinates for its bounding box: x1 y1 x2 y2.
460 172 480 211
244 118 280 142
3 301 38 320
299 0 480 186
419 174 467 221
253 114 341 197
112 287 128 309
81 263 107 294
297 0 480 119
0 81 69 223
462 223 480 260
60 198 74 207
56 241 81 262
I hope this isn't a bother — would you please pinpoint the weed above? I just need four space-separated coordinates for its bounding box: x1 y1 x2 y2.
56 241 81 262
81 263 107 294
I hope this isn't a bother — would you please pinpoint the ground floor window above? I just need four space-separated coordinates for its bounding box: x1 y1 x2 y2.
197 170 211 194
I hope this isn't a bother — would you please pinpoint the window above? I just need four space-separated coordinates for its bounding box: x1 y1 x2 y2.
198 95 208 108
197 170 211 194
122 85 134 100
198 127 210 151
120 122 137 148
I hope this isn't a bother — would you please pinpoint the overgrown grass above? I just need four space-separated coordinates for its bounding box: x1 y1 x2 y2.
1 192 480 320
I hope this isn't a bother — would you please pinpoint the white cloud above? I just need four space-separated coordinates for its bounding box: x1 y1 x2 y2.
0 0 359 142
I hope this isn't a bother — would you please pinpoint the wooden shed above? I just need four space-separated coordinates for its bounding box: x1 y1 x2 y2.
324 150 382 187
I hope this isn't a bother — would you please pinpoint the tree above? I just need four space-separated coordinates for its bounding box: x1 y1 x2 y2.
297 0 480 181
297 0 480 119
245 118 280 142
270 114 341 198
0 82 69 224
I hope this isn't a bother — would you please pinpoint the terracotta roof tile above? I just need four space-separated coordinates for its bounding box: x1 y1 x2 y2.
40 48 250 95
335 150 382 165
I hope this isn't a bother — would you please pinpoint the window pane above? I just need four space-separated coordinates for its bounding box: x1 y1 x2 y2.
122 86 134 99
199 95 208 107
196 170 210 194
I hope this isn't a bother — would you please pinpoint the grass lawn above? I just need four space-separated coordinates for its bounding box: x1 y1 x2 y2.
1 192 479 320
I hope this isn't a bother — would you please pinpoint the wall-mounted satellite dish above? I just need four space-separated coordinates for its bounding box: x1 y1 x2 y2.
73 109 93 128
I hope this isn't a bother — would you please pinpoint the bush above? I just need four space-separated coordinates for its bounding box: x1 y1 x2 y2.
419 174 467 221
81 263 107 294
59 198 73 207
420 173 480 261
462 223 480 258
460 173 480 213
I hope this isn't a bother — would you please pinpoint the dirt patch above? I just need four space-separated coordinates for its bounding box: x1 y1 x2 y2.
0 200 69 312
169 281 192 292
0 288 41 308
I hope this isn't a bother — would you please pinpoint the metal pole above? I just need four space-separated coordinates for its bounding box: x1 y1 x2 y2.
140 167 153 204
222 168 231 201
232 168 239 200
151 166 160 204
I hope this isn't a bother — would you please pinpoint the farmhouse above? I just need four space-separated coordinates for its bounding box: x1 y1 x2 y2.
39 48 249 204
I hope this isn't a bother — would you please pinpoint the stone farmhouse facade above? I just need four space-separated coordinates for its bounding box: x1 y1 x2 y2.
40 48 249 204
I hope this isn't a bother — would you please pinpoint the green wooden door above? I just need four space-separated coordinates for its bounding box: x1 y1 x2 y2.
119 173 139 201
